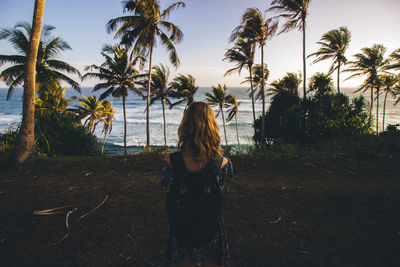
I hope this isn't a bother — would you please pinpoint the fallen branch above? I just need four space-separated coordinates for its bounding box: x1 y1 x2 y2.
121 180 135 192
78 195 109 221
66 208 78 229
33 205 74 215
53 233 70 246
269 216 282 224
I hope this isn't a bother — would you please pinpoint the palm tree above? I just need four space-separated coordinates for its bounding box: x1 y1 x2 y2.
308 26 351 94
0 22 81 100
100 100 115 154
76 95 105 134
205 84 231 147
83 44 142 155
224 38 256 126
345 44 390 122
226 94 242 153
107 0 185 150
147 64 174 148
169 74 199 109
231 8 278 147
380 74 399 131
35 83 76 114
307 72 334 97
268 0 312 99
269 72 302 96
11 0 46 164
243 64 270 101
386 48 400 71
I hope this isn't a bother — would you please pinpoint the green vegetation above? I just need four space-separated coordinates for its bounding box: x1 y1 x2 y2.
0 22 81 99
83 44 143 154
106 0 185 149
0 0 400 161
308 26 351 94
254 72 371 144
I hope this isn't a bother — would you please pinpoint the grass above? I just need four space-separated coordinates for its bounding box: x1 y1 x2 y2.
0 148 399 266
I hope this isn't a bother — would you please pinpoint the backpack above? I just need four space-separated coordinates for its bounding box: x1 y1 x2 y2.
166 151 223 248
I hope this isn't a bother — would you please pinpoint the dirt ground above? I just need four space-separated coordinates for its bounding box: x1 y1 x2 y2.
0 152 399 266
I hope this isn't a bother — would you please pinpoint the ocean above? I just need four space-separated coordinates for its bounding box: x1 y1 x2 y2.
1 87 399 154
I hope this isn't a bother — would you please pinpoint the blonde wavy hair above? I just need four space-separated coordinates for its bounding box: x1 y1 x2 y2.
177 102 222 161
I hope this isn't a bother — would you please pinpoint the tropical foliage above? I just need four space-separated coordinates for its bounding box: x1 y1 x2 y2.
107 0 185 149
83 44 142 153
169 74 199 109
345 44 391 122
206 84 234 148
268 0 312 99
0 22 81 100
147 64 174 147
226 94 242 152
100 100 115 153
224 38 256 127
231 7 278 147
308 26 351 94
255 73 370 144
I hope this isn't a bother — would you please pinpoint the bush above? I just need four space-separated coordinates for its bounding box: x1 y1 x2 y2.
254 92 371 144
34 111 100 156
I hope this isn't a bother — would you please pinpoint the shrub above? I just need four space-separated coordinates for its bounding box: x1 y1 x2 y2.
34 111 100 156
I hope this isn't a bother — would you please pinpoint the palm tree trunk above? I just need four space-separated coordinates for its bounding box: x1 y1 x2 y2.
383 89 388 131
146 41 154 151
162 99 167 148
260 45 266 148
248 64 258 148
369 81 374 125
235 113 241 153
123 94 127 155
376 87 379 133
220 106 228 148
337 61 340 94
13 0 46 164
302 22 307 99
101 131 107 154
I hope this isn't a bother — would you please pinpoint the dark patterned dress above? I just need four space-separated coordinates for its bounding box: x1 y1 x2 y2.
161 156 234 267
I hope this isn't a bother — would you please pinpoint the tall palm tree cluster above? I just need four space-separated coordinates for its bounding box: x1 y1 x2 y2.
2 0 400 163
224 0 400 145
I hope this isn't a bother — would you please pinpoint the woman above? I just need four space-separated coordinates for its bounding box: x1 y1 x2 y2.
161 102 233 267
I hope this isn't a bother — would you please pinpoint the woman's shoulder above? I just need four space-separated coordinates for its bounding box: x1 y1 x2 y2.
220 156 229 170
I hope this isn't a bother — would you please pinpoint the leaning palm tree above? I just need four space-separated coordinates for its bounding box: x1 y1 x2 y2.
83 44 143 154
243 64 270 102
308 26 351 94
107 0 185 150
205 84 231 148
380 74 399 131
224 38 256 126
147 64 174 148
100 100 115 154
226 94 242 153
386 48 400 71
169 74 199 110
230 9 278 147
11 0 46 164
0 22 81 100
345 44 390 123
76 95 105 134
268 0 312 99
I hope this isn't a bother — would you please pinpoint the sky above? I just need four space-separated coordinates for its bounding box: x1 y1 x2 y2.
1 0 400 89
